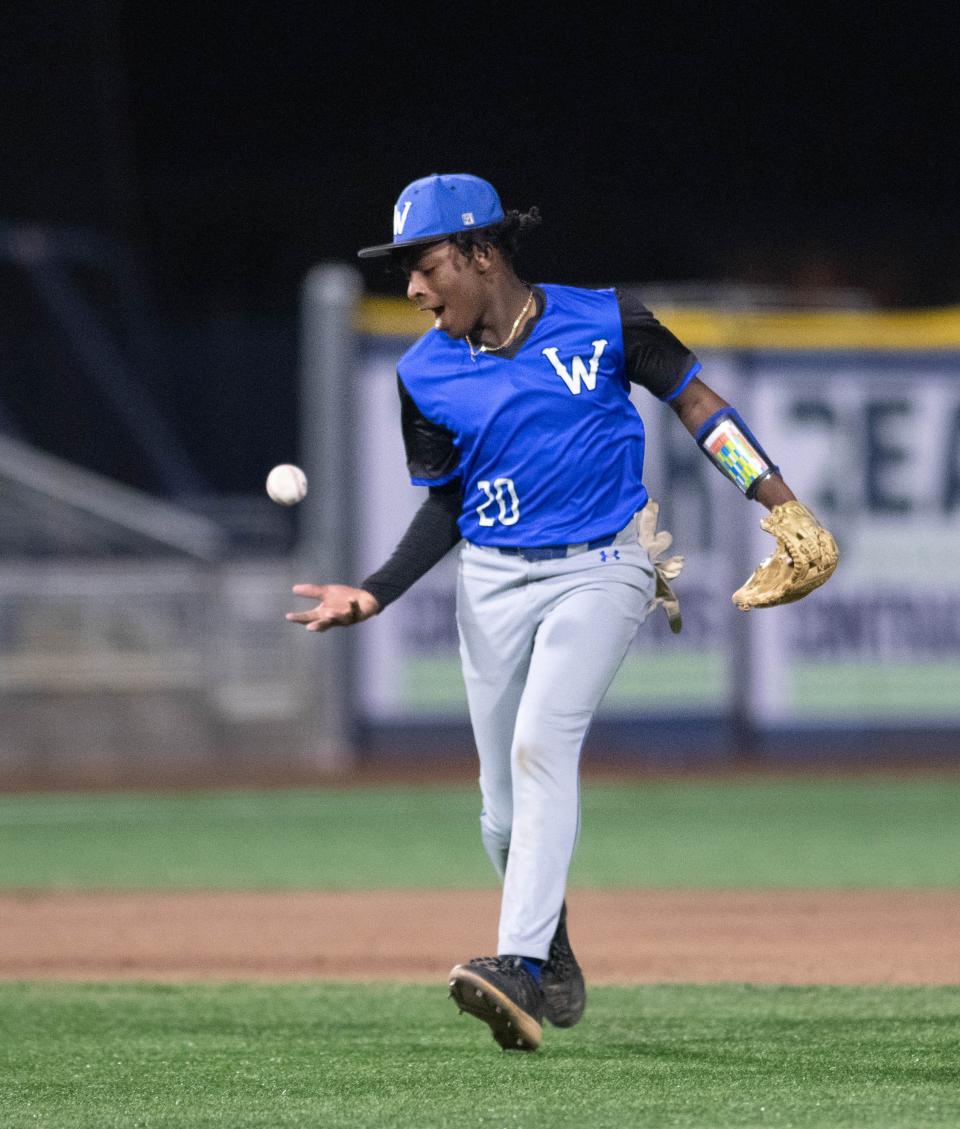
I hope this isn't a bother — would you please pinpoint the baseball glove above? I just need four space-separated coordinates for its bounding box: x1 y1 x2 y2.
635 500 684 634
732 500 839 610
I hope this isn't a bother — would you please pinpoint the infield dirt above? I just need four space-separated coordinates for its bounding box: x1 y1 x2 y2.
3 888 959 984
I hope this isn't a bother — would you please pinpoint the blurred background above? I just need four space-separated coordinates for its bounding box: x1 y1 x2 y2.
2 1 958 788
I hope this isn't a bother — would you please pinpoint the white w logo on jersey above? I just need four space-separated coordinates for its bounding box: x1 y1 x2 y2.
393 201 413 236
541 340 609 395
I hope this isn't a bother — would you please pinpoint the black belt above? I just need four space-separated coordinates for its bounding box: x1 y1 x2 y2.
484 533 619 562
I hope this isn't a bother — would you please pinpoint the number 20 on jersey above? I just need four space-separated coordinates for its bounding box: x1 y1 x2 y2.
476 478 520 526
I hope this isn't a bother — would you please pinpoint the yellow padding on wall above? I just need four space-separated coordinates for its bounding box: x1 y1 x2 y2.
356 296 960 351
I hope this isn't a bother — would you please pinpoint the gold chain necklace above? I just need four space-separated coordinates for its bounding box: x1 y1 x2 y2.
467 289 534 358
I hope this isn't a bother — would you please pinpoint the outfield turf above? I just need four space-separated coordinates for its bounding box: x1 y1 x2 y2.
3 982 959 1129
3 779 958 1127
1 778 959 889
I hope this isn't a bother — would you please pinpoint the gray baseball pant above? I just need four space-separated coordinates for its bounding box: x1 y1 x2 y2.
455 522 655 958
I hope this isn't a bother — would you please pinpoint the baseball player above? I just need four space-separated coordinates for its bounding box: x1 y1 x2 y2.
286 174 838 1052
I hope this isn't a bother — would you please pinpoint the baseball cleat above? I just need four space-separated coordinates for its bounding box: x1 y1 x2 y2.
448 955 544 1051
541 901 586 1028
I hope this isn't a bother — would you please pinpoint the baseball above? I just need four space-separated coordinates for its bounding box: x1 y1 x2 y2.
266 463 308 506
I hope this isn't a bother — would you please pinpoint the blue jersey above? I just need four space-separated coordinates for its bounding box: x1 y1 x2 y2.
397 284 697 547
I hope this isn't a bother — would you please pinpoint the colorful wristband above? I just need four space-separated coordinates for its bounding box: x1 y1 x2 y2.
695 408 779 498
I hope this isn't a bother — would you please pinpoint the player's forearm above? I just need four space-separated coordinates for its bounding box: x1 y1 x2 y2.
360 486 462 610
670 376 795 509
751 473 795 508
670 376 727 435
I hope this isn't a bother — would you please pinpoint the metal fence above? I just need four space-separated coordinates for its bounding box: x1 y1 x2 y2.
0 558 332 787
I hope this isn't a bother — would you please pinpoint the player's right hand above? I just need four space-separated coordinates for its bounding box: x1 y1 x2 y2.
285 584 380 632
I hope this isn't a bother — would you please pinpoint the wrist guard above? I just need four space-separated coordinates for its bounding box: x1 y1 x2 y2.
695 408 779 498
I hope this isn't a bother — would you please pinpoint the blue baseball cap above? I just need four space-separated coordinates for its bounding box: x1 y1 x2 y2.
357 173 505 259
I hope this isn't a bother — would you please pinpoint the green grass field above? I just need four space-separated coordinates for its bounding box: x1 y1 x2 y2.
2 777 959 889
4 983 959 1129
2 777 959 1127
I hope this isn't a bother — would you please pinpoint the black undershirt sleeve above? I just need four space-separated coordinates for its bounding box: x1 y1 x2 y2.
616 288 699 399
359 481 462 611
399 375 460 482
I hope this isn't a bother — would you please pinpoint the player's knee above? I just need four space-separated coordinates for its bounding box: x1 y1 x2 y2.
513 707 592 774
511 734 555 778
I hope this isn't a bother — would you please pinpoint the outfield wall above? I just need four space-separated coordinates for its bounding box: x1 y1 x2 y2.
354 300 960 747
3 299 959 787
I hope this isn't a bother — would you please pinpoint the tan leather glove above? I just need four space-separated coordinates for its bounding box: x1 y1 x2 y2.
635 500 684 634
733 500 839 610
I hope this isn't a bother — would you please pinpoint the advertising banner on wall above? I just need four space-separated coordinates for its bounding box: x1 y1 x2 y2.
354 320 960 732
748 355 960 725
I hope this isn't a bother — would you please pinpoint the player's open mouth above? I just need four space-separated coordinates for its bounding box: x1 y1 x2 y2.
430 306 445 329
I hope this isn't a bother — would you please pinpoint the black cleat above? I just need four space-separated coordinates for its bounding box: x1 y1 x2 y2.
448 955 544 1051
541 902 586 1028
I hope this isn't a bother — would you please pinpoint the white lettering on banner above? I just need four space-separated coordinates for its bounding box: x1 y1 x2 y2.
542 340 609 395
393 201 413 236
476 478 521 526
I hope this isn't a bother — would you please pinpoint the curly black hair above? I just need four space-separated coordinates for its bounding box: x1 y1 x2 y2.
451 206 542 262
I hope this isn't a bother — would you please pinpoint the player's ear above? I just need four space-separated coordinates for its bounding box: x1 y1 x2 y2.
471 240 496 273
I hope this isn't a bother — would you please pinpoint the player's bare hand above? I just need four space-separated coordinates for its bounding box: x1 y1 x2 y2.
285 584 380 632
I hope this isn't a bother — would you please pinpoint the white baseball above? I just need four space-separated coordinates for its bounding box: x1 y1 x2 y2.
266 463 308 506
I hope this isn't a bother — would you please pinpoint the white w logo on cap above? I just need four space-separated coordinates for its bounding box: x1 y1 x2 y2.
393 201 413 236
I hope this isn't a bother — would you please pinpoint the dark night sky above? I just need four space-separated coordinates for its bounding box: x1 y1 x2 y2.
2 2 958 497
5 2 959 309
